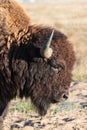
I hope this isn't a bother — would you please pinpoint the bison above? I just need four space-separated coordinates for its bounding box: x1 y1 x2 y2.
0 0 76 129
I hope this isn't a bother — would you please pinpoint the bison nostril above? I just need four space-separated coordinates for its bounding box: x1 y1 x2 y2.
63 94 68 99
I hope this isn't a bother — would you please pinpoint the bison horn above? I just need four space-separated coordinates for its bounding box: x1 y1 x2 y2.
40 30 54 58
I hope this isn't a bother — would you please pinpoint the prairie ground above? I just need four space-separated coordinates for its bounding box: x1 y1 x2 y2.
5 82 87 130
4 2 87 130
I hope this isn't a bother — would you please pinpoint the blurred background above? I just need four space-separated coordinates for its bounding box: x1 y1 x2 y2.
18 0 87 3
17 0 87 82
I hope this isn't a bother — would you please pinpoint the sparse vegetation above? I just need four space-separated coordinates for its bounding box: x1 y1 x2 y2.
10 99 36 114
51 101 82 114
10 100 83 115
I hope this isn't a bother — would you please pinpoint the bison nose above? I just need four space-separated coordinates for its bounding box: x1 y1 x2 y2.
62 94 68 100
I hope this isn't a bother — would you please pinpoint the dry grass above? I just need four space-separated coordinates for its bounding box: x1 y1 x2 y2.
22 3 87 82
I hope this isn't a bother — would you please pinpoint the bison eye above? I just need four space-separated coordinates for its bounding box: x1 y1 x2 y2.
48 59 66 73
48 59 58 68
48 59 58 72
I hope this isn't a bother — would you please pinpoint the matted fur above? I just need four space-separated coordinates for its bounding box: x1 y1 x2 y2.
0 0 76 125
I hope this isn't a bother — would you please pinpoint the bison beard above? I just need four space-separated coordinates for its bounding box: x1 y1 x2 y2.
0 26 76 119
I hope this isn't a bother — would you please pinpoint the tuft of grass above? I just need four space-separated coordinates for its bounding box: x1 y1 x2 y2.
50 101 82 114
10 99 36 114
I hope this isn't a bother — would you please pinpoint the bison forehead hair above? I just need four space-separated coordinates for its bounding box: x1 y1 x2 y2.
0 26 75 116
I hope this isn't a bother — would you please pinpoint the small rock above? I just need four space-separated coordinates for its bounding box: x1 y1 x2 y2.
23 126 34 130
41 119 49 125
12 128 18 130
40 125 51 130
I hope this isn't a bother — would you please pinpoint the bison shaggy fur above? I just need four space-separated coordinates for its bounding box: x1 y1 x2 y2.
0 0 76 126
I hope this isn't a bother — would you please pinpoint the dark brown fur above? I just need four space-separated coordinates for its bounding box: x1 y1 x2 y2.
0 0 76 128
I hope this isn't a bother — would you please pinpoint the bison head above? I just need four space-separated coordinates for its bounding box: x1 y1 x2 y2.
24 30 70 116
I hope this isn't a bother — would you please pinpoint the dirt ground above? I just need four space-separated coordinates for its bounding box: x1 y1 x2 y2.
4 82 87 130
